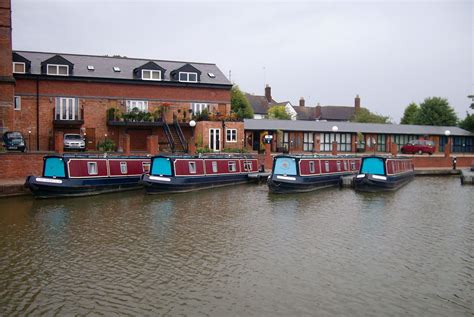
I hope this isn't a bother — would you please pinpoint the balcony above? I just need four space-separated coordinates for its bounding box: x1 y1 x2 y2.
53 108 84 127
106 108 164 127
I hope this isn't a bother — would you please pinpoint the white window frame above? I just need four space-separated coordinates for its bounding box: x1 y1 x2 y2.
13 62 25 74
226 129 237 142
228 161 237 172
244 161 253 172
142 162 150 173
126 100 148 113
120 162 127 174
309 161 315 173
56 97 79 120
142 69 161 81
209 128 221 152
14 96 21 111
212 161 218 173
179 72 198 83
324 161 330 172
336 161 341 172
343 160 348 171
47 64 69 76
189 162 197 174
87 162 98 175
191 103 208 114
351 161 356 170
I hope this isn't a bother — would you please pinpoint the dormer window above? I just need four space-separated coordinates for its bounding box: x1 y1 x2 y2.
179 72 198 83
142 69 161 81
13 62 25 74
47 64 69 76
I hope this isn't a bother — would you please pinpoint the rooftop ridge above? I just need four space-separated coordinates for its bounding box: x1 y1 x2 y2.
13 49 218 66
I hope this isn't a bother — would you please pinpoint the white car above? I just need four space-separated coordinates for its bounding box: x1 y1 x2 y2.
63 134 85 151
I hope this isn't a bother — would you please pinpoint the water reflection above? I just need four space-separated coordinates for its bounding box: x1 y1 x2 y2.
0 178 472 315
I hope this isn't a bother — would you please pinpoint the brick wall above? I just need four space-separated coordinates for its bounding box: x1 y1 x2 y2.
0 152 46 179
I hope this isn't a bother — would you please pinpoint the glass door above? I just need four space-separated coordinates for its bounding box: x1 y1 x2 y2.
209 128 221 152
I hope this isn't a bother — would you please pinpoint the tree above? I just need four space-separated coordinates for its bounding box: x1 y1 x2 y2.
400 102 420 124
414 97 458 126
268 105 291 120
231 85 254 119
351 108 391 124
459 112 474 132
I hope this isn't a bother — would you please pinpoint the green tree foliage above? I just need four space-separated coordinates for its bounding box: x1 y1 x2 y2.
231 85 254 119
400 102 420 124
268 105 291 120
351 108 391 124
414 97 458 126
459 112 474 132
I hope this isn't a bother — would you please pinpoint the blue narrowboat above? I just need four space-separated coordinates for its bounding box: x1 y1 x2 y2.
353 156 414 192
25 154 150 198
267 155 361 194
141 155 260 194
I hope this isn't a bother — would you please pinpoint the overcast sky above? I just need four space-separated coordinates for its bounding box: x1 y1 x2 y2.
11 0 473 122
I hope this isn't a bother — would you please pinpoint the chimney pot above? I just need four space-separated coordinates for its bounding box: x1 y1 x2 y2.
265 85 272 103
299 97 305 107
355 94 361 111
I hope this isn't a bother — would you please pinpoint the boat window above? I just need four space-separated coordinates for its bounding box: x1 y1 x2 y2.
44 157 66 178
88 162 98 175
361 157 385 175
309 161 315 173
336 161 341 172
274 157 297 176
244 161 253 172
142 162 150 173
343 160 348 171
324 161 330 172
151 158 171 176
120 162 127 174
212 161 218 173
228 161 237 172
189 162 197 174
391 161 395 173
351 161 356 170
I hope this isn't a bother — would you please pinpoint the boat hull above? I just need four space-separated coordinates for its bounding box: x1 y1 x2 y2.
26 175 143 198
353 173 414 192
267 174 350 194
142 174 251 194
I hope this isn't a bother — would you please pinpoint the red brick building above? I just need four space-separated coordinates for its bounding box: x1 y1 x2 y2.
0 0 244 153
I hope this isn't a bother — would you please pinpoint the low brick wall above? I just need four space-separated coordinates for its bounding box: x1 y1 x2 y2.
0 152 48 179
412 155 474 169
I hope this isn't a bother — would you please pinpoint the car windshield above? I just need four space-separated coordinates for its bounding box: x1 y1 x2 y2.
6 132 22 139
65 135 82 140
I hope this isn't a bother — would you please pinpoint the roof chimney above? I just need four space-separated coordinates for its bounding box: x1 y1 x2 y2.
315 102 321 119
355 94 361 111
299 97 305 107
265 84 272 103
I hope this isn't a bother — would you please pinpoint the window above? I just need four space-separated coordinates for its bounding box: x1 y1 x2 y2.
343 160 348 171
87 162 98 175
191 103 208 114
282 132 289 151
351 161 356 170
319 133 352 152
309 161 315 173
226 129 237 142
207 72 215 78
55 97 80 120
142 162 150 173
189 162 197 174
303 132 314 152
126 100 148 113
113 67 121 72
13 62 25 74
120 162 127 174
244 161 253 171
324 161 330 172
142 69 161 81
394 135 419 150
212 161 218 173
87 65 95 71
179 72 198 82
14 96 21 110
377 135 387 152
336 161 341 172
228 161 237 172
47 64 69 76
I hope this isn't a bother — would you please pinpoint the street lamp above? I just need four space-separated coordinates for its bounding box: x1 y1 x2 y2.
189 120 196 154
332 125 338 153
28 130 31 152
444 130 451 153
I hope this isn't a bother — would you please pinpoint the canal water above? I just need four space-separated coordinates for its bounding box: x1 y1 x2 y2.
0 177 472 316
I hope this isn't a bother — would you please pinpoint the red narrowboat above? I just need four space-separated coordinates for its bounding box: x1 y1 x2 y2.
354 155 415 192
25 154 150 198
141 155 260 194
267 155 361 194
